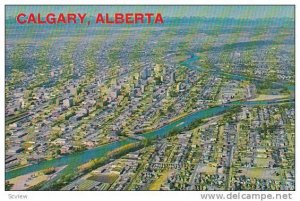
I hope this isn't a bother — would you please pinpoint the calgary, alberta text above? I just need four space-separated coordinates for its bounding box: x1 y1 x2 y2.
16 13 164 25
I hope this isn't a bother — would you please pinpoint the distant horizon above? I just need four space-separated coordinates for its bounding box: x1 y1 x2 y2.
6 5 294 19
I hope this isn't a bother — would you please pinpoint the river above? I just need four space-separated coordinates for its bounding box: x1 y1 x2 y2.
5 54 295 181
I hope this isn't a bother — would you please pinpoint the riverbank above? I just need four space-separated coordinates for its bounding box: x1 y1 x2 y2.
5 98 294 181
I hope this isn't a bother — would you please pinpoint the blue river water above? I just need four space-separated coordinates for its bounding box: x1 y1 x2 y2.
5 99 294 180
182 54 294 91
5 54 295 181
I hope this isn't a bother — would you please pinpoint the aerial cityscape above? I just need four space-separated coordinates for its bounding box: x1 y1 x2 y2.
5 6 295 191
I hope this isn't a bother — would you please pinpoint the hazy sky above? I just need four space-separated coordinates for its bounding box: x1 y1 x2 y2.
6 5 294 19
